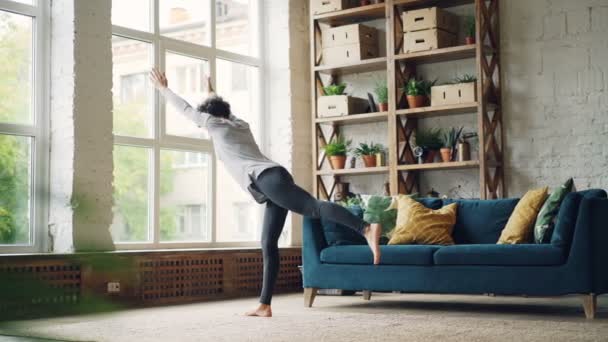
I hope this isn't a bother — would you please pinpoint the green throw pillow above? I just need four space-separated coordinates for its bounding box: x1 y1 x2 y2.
534 178 574 243
362 194 418 237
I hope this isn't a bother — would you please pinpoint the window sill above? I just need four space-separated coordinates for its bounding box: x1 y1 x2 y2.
0 246 301 258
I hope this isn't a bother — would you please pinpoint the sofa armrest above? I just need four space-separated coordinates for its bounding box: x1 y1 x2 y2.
587 198 608 294
567 197 608 294
302 217 327 267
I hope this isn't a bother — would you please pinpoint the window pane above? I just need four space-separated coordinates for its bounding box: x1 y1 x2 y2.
216 59 260 137
0 134 32 245
160 150 211 242
111 145 151 243
112 36 154 138
215 163 261 242
160 0 211 46
165 52 209 139
215 60 261 242
215 0 258 56
0 11 33 125
112 0 151 32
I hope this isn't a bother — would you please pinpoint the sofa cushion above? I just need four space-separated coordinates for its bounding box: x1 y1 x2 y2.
388 195 457 245
320 245 440 265
443 198 519 244
551 192 583 250
534 178 574 244
498 187 549 244
322 205 367 246
433 244 566 266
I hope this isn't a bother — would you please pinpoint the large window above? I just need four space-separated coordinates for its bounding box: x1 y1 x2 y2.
111 0 263 249
0 0 48 252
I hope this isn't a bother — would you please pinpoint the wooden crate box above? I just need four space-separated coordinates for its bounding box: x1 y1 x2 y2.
402 7 458 33
323 43 378 65
317 95 369 118
431 82 477 106
322 24 378 48
403 28 456 53
311 0 350 15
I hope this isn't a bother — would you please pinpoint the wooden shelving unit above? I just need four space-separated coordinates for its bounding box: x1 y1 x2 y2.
310 0 504 200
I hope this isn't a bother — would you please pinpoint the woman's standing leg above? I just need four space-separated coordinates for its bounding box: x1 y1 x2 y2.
245 200 287 317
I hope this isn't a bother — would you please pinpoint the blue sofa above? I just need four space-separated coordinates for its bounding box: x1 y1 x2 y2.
302 189 608 318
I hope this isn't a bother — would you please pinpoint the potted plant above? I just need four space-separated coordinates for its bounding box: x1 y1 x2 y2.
465 16 475 45
323 83 347 96
374 81 389 112
354 142 384 168
453 74 477 83
415 128 443 163
440 127 463 162
403 78 436 109
323 135 351 169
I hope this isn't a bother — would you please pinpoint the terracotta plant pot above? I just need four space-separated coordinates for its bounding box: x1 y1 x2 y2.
465 36 475 45
424 149 437 163
440 148 453 163
378 103 388 112
406 95 427 108
361 155 377 168
328 155 347 169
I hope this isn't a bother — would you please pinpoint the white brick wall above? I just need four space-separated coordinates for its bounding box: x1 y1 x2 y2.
49 0 114 252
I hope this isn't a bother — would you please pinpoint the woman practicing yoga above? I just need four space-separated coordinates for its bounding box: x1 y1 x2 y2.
150 68 382 317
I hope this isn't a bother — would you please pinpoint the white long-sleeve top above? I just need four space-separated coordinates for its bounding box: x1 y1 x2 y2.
159 87 280 192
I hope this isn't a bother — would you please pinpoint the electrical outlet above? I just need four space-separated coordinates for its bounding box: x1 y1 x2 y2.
107 282 120 293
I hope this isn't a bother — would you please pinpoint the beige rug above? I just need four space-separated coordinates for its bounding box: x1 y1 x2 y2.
1 293 607 342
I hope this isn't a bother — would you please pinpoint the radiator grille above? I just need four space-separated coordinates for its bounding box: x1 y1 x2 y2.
139 256 224 303
0 261 81 319
235 254 302 294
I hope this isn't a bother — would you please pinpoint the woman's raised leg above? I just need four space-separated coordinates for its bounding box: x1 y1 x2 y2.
254 167 382 264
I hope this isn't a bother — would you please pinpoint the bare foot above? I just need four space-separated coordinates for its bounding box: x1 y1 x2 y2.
363 223 382 265
245 304 272 317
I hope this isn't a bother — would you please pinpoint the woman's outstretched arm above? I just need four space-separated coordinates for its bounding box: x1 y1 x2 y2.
149 68 211 128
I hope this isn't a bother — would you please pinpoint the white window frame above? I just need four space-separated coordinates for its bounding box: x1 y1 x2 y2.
0 0 50 253
112 0 265 250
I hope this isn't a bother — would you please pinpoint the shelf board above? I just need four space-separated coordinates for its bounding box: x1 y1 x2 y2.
315 112 388 125
396 102 478 118
313 3 386 25
316 166 389 176
398 160 479 171
394 0 474 9
315 57 387 75
395 45 476 64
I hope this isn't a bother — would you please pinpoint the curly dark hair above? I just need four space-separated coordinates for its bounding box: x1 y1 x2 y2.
197 95 231 118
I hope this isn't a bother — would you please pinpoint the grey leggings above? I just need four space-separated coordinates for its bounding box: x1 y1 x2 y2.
253 166 368 305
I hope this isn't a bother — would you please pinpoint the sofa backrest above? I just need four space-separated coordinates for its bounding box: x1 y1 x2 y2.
443 198 519 244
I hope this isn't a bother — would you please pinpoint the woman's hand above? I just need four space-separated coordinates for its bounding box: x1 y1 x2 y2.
203 74 216 95
150 68 168 90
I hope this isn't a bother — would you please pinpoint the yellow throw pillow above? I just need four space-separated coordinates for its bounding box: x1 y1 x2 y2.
387 195 457 245
497 187 549 244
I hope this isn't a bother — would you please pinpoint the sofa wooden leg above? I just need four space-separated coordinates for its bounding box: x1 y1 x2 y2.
362 290 372 301
304 288 318 308
582 294 597 319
